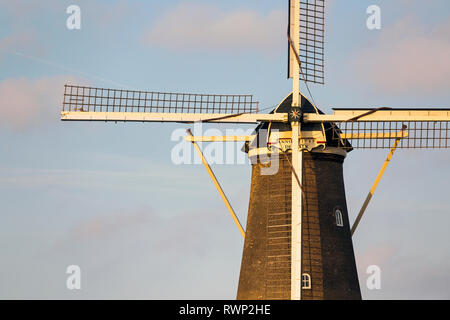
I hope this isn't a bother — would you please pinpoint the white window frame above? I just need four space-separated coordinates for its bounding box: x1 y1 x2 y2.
335 209 344 227
301 273 311 289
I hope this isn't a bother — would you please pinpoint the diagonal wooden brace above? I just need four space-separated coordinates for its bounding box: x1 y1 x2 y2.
186 129 246 239
351 125 407 236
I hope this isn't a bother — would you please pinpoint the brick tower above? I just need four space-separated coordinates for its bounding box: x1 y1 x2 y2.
237 94 361 300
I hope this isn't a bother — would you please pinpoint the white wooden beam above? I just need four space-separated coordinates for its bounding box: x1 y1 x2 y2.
304 109 450 123
290 0 301 107
340 131 409 140
289 0 302 301
61 111 287 124
290 123 302 301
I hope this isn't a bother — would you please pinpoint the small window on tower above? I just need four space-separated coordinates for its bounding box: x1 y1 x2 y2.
301 274 311 289
335 209 344 227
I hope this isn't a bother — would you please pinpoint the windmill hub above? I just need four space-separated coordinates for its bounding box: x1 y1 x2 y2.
289 107 302 123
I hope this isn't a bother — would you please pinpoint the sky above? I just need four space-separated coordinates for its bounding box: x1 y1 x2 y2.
0 0 449 299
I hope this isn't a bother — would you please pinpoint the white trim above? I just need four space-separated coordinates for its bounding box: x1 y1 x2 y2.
248 145 348 160
184 135 253 142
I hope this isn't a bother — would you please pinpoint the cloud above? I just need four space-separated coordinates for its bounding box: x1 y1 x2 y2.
58 205 232 260
0 0 50 17
84 0 137 28
142 2 285 54
356 243 397 270
0 76 83 131
350 17 450 94
0 32 39 55
68 210 156 239
0 31 46 62
0 166 202 191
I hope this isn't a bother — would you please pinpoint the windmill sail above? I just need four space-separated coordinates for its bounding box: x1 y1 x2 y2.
60 85 282 124
289 0 325 84
62 85 259 114
304 108 450 149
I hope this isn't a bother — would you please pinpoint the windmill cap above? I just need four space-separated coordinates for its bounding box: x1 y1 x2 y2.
244 93 353 152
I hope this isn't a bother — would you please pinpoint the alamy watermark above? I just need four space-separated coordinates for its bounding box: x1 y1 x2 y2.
66 265 81 290
66 5 81 30
366 265 381 290
367 5 381 30
170 123 280 176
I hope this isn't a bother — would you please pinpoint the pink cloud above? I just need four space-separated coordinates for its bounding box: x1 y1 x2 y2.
0 0 49 17
0 32 44 59
350 17 450 94
69 210 156 239
60 207 221 258
86 0 137 28
0 76 80 131
142 2 285 54
356 244 397 269
0 33 35 53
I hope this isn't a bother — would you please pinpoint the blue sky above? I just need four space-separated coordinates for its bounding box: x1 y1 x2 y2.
0 0 450 299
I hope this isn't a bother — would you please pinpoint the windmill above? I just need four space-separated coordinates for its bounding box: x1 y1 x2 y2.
60 0 450 300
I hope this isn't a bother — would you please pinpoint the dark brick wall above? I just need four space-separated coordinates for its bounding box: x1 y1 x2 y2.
302 153 324 300
237 151 361 300
237 156 292 300
306 153 361 300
